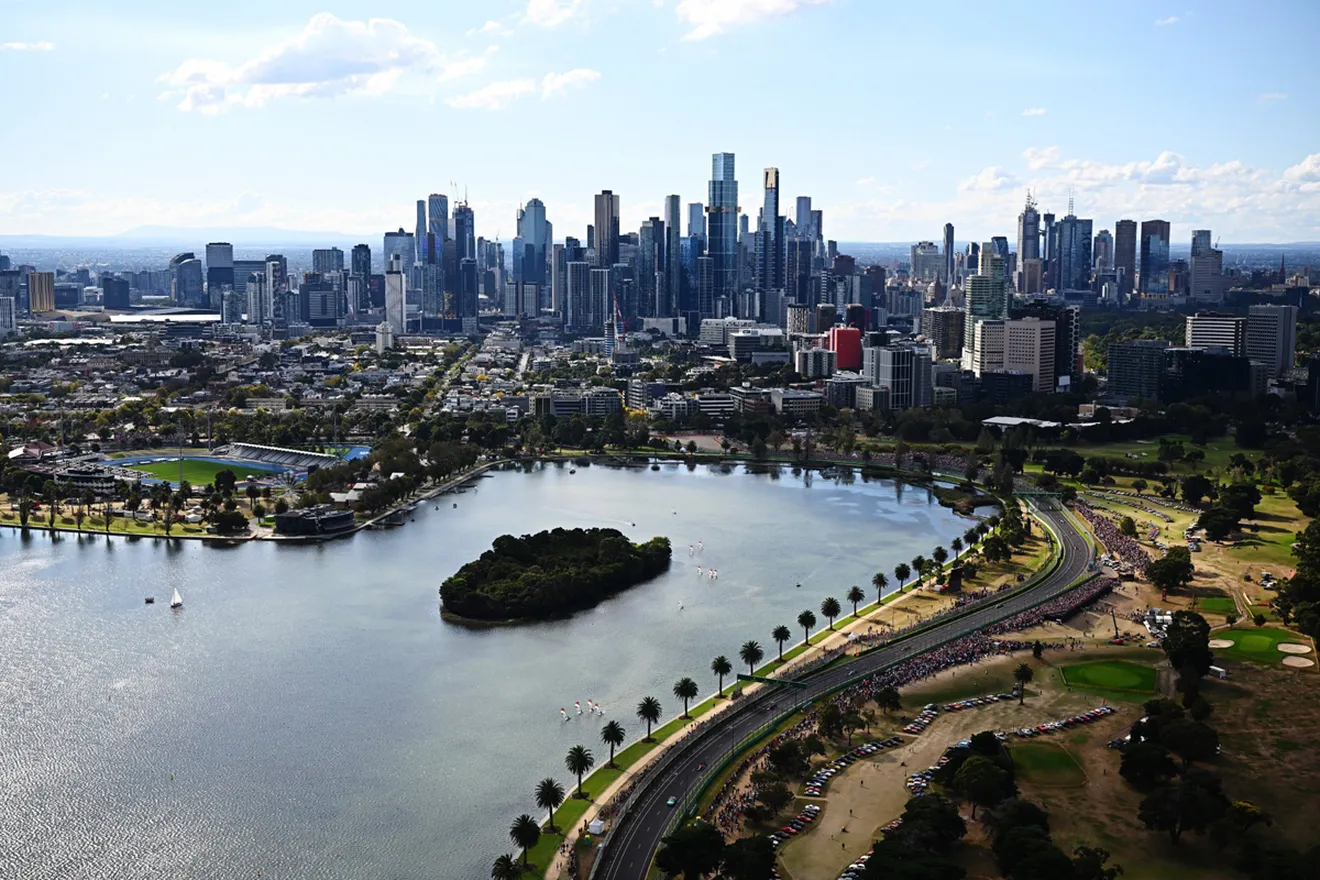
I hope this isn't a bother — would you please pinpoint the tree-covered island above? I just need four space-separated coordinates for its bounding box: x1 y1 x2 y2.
440 527 672 621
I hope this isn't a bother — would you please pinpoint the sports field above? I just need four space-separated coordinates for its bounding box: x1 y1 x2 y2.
124 458 279 486
1011 741 1086 786
1059 660 1157 694
1214 627 1308 664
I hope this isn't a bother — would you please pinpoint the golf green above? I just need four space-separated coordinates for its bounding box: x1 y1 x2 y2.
1060 661 1157 693
1214 627 1301 663
1012 742 1086 786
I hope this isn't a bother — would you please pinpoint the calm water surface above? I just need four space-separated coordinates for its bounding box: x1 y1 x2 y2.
0 462 969 879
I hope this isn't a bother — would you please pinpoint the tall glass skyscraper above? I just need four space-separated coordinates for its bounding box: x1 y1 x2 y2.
427 194 449 242
756 167 784 292
706 152 739 315
1055 213 1093 292
1139 219 1171 296
513 198 551 285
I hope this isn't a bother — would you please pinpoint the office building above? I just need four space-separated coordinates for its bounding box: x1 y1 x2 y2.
1054 208 1093 292
1189 229 1225 304
1185 312 1246 355
795 346 837 379
687 201 706 243
513 197 552 285
0 295 16 337
922 305 965 360
312 248 344 275
347 244 371 280
169 253 204 307
453 203 476 261
828 326 862 371
1114 219 1137 299
1246 304 1299 379
1003 317 1057 392
1093 229 1113 272
383 229 415 270
245 273 268 324
101 276 131 310
415 200 428 264
1107 339 1168 401
428 194 449 243
205 242 234 301
385 255 406 334
594 190 620 268
960 270 1007 370
910 241 942 283
865 345 932 410
941 222 956 289
1162 347 1255 403
457 257 478 317
707 153 739 310
756 168 784 292
1016 193 1040 292
664 195 682 318
1138 219 1171 297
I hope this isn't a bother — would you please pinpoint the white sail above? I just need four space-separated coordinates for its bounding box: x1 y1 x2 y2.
170 588 183 608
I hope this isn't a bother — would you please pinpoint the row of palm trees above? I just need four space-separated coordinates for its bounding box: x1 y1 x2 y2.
492 519 1009 876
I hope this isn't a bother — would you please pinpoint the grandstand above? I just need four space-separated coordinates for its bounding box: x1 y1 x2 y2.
215 442 342 471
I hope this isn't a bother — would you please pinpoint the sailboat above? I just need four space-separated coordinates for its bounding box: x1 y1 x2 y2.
170 588 183 609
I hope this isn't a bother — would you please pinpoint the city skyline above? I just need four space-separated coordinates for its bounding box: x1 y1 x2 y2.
3 1 1320 243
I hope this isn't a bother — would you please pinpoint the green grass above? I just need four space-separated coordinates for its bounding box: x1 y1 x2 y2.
1196 597 1237 616
523 766 625 874
1012 741 1087 786
1076 435 1238 473
125 458 276 486
1060 660 1157 694
1214 627 1308 664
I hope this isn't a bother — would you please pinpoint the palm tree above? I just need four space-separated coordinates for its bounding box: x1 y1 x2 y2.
601 719 626 767
951 537 963 556
534 777 565 833
772 625 792 661
739 640 764 676
871 572 888 604
894 562 911 591
711 655 732 697
565 745 595 798
1014 663 1035 705
932 546 948 568
509 814 540 868
673 677 699 718
911 555 927 587
491 853 519 880
797 609 817 645
637 696 662 741
846 585 866 617
965 526 980 547
821 597 841 630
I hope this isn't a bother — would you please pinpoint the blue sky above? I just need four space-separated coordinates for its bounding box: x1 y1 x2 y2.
3 0 1319 243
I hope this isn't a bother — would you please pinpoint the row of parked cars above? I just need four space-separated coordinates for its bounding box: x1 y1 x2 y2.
1010 705 1115 738
802 736 905 797
836 846 875 880
767 802 821 847
901 706 940 735
940 691 1018 712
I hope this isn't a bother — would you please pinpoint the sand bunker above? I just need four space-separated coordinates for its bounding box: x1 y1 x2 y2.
1278 643 1313 654
1208 639 1235 649
1281 656 1314 668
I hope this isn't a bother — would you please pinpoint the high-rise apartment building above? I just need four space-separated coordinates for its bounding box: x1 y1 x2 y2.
1114 219 1137 299
428 194 449 242
910 241 942 283
1138 219 1171 297
1093 230 1114 272
1107 339 1169 401
453 204 476 262
1246 304 1299 379
0 295 17 337
385 255 406 334
205 242 234 301
1189 229 1225 304
756 168 784 293
513 198 551 286
312 248 344 275
594 190 620 268
1016 193 1040 292
168 253 204 307
707 153 739 311
351 244 372 279
565 261 593 331
415 200 427 264
864 345 932 410
687 202 706 243
664 195 682 318
943 223 955 288
1185 312 1246 354
922 305 965 360
1054 211 1093 292
383 229 415 270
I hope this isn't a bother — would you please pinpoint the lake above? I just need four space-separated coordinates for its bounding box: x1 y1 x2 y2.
0 461 969 879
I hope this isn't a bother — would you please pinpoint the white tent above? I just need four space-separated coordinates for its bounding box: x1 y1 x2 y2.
588 818 605 835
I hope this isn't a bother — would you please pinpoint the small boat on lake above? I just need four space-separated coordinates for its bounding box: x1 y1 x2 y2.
169 588 183 609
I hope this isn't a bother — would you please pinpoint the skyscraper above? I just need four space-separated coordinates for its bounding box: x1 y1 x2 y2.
1138 219 1171 297
756 168 784 292
594 190 620 268
453 204 476 261
565 261 593 331
383 229 415 269
1093 230 1114 272
427 194 449 242
1189 229 1225 304
385 255 406 334
664 194 682 318
205 242 234 302
513 198 551 285
707 152 739 311
1055 210 1093 292
351 244 372 279
909 242 942 283
169 253 204 307
27 271 55 313
687 202 706 243
415 200 427 265
1114 219 1137 299
312 248 344 275
1246 304 1299 379
795 197 813 239
942 223 955 287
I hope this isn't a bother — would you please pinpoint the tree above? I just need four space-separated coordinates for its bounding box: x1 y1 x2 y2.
673 676 699 718
772 625 791 661
1071 845 1123 880
1010 844 1076 880
951 537 964 555
798 609 817 644
1197 506 1241 541
1132 479 1148 494
821 597 841 630
872 571 889 604
565 745 595 798
1032 640 1044 660
599 719 627 767
1163 611 1213 679
509 814 540 868
932 546 949 568
876 685 901 715
1161 719 1220 771
1120 742 1179 790
894 562 911 591
637 696 662 741
1138 770 1229 844
711 655 732 696
655 822 725 879
953 754 1009 818
1148 547 1196 595
1181 474 1216 507
847 585 867 617
490 853 519 880
911 555 927 587
720 835 776 880
1119 516 1137 538
818 703 844 740
534 777 565 833
739 640 764 676
1014 662 1034 704
982 535 1010 563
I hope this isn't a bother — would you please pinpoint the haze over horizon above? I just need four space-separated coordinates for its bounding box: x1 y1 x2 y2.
3 0 1320 244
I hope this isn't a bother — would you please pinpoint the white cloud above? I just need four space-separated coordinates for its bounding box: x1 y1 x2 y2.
958 166 1017 193
1154 16 1179 26
675 0 832 41
445 78 537 110
855 176 875 186
0 41 54 51
439 54 489 82
468 20 512 38
1021 107 1046 116
157 13 474 113
1023 146 1060 170
1257 92 1287 104
523 0 585 28
540 68 601 99
448 68 601 110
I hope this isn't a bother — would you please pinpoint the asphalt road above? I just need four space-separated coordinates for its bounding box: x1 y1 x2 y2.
593 503 1092 880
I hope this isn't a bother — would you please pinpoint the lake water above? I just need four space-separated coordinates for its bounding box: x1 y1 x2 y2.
0 462 969 879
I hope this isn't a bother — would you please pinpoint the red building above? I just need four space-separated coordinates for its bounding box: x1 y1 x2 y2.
827 326 862 371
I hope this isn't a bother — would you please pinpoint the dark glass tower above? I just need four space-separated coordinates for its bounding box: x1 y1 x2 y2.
706 153 739 313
